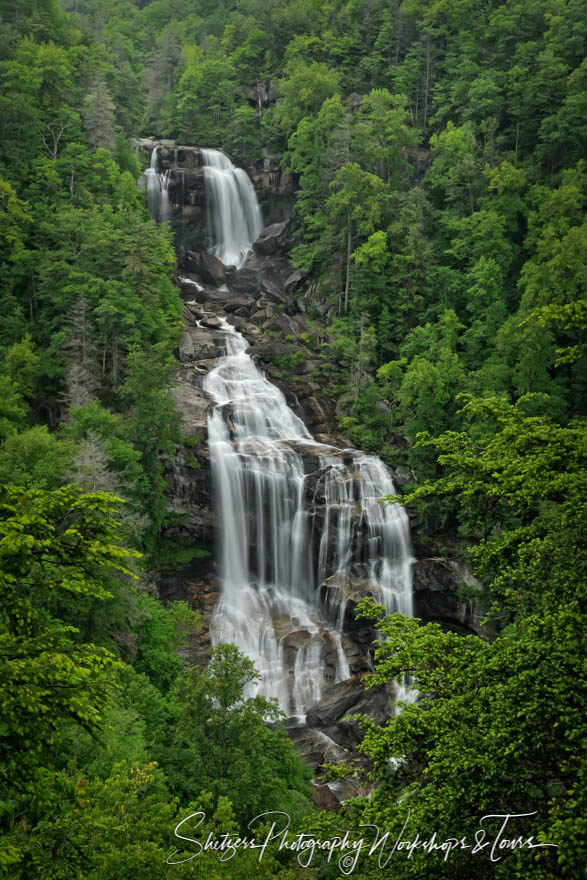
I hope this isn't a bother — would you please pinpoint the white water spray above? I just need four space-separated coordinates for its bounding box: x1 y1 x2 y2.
204 320 412 717
201 149 263 268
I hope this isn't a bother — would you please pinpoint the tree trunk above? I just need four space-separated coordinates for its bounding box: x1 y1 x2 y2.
423 37 431 129
344 210 352 314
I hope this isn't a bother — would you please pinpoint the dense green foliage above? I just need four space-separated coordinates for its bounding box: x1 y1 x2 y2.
303 397 585 878
312 398 587 878
0 486 313 878
0 0 585 877
0 0 184 560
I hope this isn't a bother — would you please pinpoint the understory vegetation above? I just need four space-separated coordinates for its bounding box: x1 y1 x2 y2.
0 0 585 877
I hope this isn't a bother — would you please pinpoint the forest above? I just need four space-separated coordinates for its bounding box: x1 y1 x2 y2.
0 0 585 877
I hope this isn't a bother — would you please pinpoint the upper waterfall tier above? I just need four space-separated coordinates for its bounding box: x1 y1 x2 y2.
203 319 413 718
201 148 263 268
140 144 263 267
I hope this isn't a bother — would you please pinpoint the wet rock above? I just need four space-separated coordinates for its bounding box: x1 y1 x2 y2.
222 295 254 313
302 395 336 429
320 575 376 610
287 726 348 770
227 266 260 295
186 249 226 285
201 315 222 329
179 327 223 362
305 678 365 729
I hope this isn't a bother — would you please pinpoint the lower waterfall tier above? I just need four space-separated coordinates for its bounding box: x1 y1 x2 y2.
203 319 413 717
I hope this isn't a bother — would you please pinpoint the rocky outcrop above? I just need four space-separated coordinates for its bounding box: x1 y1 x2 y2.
240 80 280 108
147 148 497 814
252 220 291 255
413 557 497 637
161 267 493 671
285 677 398 803
134 140 208 261
185 249 227 284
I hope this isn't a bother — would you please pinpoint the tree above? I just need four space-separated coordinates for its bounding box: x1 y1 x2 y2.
160 643 313 825
175 53 237 144
62 295 100 411
425 122 482 214
82 76 117 153
0 425 73 489
353 88 419 184
0 485 139 829
301 393 585 879
273 60 340 137
326 162 389 313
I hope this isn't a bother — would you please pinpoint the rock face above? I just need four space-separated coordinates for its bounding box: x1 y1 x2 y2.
161 259 491 674
413 557 499 637
252 220 291 255
185 249 227 284
134 141 208 261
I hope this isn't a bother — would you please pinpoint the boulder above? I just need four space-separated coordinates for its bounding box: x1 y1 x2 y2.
201 315 222 329
223 295 255 314
260 273 289 305
253 221 290 255
305 678 365 729
227 266 261 295
287 726 348 770
178 327 222 362
392 465 415 488
284 267 306 291
185 250 225 285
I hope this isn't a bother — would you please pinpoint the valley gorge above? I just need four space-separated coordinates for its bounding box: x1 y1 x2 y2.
2 2 582 874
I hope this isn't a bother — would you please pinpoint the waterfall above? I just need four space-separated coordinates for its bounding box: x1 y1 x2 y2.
143 147 171 224
201 148 263 269
204 320 413 718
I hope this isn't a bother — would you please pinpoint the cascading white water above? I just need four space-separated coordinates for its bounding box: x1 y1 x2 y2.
201 148 263 268
204 320 413 718
143 146 171 224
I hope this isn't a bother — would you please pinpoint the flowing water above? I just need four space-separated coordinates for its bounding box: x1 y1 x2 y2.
201 148 263 268
142 146 413 718
204 320 413 717
143 146 171 224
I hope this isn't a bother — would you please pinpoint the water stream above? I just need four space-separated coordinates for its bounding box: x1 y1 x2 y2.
203 320 412 717
201 148 263 268
143 146 171 224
